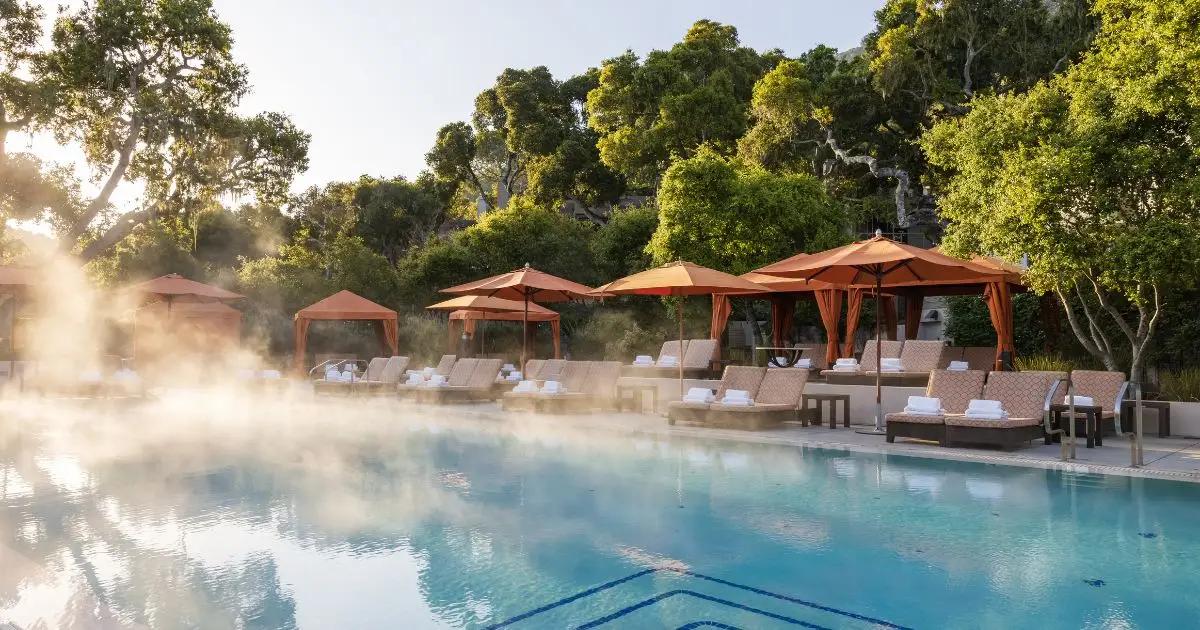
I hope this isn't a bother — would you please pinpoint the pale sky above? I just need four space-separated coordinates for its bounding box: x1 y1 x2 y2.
11 0 884 212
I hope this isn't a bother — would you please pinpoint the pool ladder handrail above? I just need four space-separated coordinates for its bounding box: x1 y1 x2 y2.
1043 377 1077 462
307 358 368 379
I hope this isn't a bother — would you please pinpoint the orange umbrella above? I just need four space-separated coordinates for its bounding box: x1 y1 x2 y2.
759 231 1006 434
427 295 558 358
591 261 767 396
128 273 243 314
441 264 595 371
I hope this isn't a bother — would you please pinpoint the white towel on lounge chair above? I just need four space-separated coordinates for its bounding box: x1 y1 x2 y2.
502 363 515 372
632 355 654 366
880 358 903 373
423 375 448 388
404 373 423 386
262 370 281 379
422 367 436 378
540 381 565 395
947 361 969 371
768 357 789 368
795 358 813 369
512 380 537 393
719 389 753 406
682 387 714 404
657 355 679 368
904 396 943 415
505 371 523 381
1064 395 1095 407
965 399 1007 419
833 358 859 372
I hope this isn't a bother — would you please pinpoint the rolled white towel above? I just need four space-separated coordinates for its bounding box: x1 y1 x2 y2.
1064 395 1095 407
262 370 282 379
947 361 970 371
113 368 140 381
404 374 424 386
423 375 448 388
795 358 813 369
906 396 942 412
682 387 715 404
722 389 751 401
833 365 860 372
718 397 755 407
903 407 945 416
965 409 1008 420
512 380 537 393
835 358 858 367
880 358 904 372
422 367 436 378
506 371 523 381
632 355 654 366
540 380 565 395
502 363 516 372
657 355 680 367
967 399 1003 412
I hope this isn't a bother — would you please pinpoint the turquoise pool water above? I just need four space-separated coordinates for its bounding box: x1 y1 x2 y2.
2 405 1199 629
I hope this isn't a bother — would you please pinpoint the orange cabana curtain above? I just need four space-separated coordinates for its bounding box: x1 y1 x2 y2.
843 288 864 357
710 294 733 359
904 294 925 340
984 281 1015 369
550 319 561 359
815 289 843 368
293 318 311 375
769 294 796 347
881 295 899 341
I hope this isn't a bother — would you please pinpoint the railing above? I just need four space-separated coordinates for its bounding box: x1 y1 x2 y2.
307 358 367 379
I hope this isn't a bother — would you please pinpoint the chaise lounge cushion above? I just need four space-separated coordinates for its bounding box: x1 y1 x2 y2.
944 415 1042 428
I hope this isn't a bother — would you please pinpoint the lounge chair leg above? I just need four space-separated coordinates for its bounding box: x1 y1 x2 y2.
886 434 895 443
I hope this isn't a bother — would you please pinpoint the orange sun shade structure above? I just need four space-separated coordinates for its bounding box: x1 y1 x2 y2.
759 232 1008 434
293 290 398 375
129 273 243 308
592 261 767 396
427 296 562 359
441 265 595 371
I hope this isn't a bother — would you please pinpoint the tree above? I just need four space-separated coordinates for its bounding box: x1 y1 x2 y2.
350 173 449 264
647 147 846 341
589 204 658 282
27 0 309 260
922 0 1200 383
587 20 780 190
0 0 42 157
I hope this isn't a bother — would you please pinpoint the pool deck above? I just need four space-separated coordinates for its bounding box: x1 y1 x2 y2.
443 403 1200 483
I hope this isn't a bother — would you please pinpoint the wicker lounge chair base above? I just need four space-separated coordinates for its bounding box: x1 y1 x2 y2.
886 420 946 445
501 393 538 412
313 381 354 396
666 402 711 425
944 420 1044 449
534 395 612 414
702 406 797 431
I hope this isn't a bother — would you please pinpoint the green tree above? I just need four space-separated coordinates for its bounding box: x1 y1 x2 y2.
26 0 309 260
923 0 1200 382
350 173 449 264
0 0 42 156
589 204 658 282
587 20 780 190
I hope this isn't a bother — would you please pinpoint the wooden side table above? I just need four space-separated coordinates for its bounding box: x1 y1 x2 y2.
1049 404 1103 448
1120 400 1171 438
802 393 851 429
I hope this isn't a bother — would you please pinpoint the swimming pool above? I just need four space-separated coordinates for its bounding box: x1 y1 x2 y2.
2 402 1198 629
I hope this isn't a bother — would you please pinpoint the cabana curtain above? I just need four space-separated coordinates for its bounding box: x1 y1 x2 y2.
904 295 925 340
983 281 1015 368
769 294 796 348
843 288 864 358
814 289 843 368
710 294 732 359
293 290 398 374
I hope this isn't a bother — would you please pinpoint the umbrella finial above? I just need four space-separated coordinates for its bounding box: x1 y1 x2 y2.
875 229 883 238
524 262 531 269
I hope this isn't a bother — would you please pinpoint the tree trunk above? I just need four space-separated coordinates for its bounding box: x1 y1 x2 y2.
739 299 767 347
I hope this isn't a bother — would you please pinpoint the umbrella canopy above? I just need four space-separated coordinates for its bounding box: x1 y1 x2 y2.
441 264 596 303
757 233 1008 434
593 261 768 396
426 295 556 316
0 267 41 288
441 264 595 370
293 290 398 374
129 273 243 302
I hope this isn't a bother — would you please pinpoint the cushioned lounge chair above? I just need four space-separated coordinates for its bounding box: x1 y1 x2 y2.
623 340 688 376
700 368 809 431
417 359 504 404
821 339 904 383
315 357 381 396
944 371 1059 449
1047 370 1128 444
885 369 986 445
534 359 566 382
864 340 945 386
962 347 997 372
502 360 590 411
667 365 765 426
356 356 410 395
537 361 623 413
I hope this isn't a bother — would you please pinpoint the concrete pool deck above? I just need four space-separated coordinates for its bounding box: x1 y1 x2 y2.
435 402 1200 483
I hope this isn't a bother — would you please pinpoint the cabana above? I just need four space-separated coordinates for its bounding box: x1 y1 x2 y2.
293 290 398 374
446 309 561 359
134 300 242 352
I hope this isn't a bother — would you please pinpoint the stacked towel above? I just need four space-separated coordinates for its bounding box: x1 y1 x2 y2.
324 366 340 381
505 371 523 381
404 373 424 386
632 355 654 366
903 395 944 416
1064 395 1095 407
682 387 715 404
795 358 813 369
262 370 282 379
423 375 448 388
880 358 904 373
965 399 1007 419
833 358 859 372
719 389 754 406
657 355 680 368
422 367 436 378
502 363 516 372
540 381 565 395
512 380 537 393
947 361 970 371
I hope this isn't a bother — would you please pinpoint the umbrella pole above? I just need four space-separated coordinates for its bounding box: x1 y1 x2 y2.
857 273 888 436
522 295 529 374
677 298 685 398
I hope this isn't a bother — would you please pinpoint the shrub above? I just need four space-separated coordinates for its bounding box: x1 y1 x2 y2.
1014 354 1075 373
570 311 663 361
1160 369 1200 402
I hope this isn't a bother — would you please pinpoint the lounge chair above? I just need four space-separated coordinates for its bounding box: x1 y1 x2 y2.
417 358 505 404
314 358 377 396
961 347 997 372
865 340 945 386
534 359 566 383
821 339 904 383
356 356 410 395
536 361 623 413
502 360 590 412
885 369 987 445
701 367 810 431
1047 370 1128 445
667 366 765 425
943 371 1059 449
623 340 687 376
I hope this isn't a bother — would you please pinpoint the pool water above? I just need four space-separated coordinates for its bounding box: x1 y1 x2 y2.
2 403 1199 629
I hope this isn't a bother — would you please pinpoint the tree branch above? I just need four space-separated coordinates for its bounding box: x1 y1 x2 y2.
63 118 143 243
824 129 912 226
76 207 158 261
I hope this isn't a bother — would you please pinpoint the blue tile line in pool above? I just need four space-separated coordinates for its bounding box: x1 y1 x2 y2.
676 623 744 630
480 567 915 630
